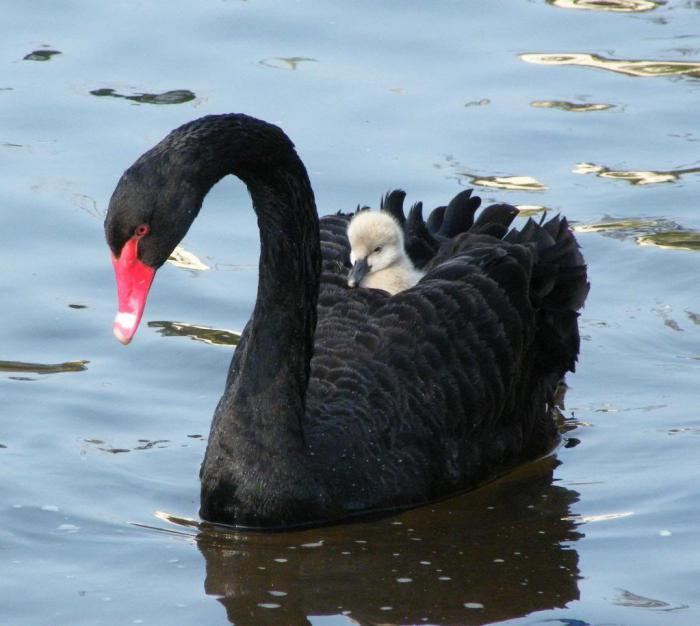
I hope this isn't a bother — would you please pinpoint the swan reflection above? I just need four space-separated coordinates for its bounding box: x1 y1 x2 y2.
194 457 582 626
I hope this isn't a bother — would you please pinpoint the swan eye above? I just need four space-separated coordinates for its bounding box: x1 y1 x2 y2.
373 246 382 253
134 224 150 237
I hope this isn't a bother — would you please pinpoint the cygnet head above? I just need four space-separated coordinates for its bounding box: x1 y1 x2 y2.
347 211 405 288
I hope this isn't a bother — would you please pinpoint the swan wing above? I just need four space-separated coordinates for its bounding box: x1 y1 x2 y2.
305 213 586 511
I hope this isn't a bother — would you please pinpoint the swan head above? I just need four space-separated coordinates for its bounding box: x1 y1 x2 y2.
105 162 204 344
347 211 405 288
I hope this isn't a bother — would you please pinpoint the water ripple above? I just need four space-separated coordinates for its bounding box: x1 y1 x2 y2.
574 161 700 185
167 246 209 271
574 217 700 252
515 204 550 216
258 57 318 70
0 360 88 376
531 100 614 112
148 321 241 346
521 52 700 79
89 88 196 105
637 230 700 251
546 0 661 12
458 173 548 192
23 49 61 62
614 588 689 611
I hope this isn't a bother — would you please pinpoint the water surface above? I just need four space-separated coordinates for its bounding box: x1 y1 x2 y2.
3 0 700 624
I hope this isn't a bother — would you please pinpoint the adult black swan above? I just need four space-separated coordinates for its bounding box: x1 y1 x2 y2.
105 113 588 529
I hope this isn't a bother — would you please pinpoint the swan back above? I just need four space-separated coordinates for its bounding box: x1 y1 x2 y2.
347 210 423 294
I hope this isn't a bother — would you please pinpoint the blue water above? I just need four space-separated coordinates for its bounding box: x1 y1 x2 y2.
3 0 700 624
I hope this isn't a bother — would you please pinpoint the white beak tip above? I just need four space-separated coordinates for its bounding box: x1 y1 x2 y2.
113 312 138 345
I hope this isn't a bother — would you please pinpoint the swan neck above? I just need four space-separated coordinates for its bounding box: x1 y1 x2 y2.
222 136 320 444
249 173 320 385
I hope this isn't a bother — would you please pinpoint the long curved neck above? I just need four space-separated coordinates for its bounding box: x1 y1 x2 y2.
168 115 320 445
230 171 320 442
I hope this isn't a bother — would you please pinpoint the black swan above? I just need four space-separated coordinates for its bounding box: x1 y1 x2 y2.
104 113 589 529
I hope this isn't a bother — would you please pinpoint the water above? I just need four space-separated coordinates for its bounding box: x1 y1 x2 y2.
2 0 700 624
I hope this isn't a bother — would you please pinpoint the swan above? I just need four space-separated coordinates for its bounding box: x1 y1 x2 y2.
347 210 424 294
104 113 589 529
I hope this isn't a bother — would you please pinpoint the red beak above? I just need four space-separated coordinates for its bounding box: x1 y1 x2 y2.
111 236 155 345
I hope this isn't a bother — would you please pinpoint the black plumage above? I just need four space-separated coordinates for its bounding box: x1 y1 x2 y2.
104 113 589 529
379 189 407 225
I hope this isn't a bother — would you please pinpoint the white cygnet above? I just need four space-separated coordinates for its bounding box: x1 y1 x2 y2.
347 211 423 295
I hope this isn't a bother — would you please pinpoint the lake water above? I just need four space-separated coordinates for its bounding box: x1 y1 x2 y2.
3 0 700 624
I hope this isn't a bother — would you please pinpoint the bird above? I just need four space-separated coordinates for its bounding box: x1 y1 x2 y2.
104 113 589 529
346 209 424 294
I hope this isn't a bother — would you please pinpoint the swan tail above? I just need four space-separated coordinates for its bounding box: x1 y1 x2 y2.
406 201 440 268
403 189 484 268
436 189 482 237
505 214 589 376
470 202 519 238
422 202 519 270
380 189 407 225
425 204 445 235
424 189 482 238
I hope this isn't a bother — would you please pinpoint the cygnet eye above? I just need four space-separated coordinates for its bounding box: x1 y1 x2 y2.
373 246 382 253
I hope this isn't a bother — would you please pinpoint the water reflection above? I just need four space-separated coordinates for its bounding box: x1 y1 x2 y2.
193 458 582 625
258 57 318 70
531 100 614 112
458 173 548 191
516 204 550 216
573 217 675 236
436 156 548 193
574 216 700 252
520 52 700 79
574 161 700 185
546 0 661 12
566 511 633 522
23 49 61 61
148 321 241 346
637 229 700 251
89 88 196 105
83 437 174 454
613 588 689 611
0 359 88 376
167 245 210 271
464 98 491 107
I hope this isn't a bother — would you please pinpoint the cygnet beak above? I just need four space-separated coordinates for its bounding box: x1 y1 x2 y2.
348 258 370 288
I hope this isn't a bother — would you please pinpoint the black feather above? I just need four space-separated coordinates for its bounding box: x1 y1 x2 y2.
405 201 439 268
380 189 407 225
436 189 481 237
